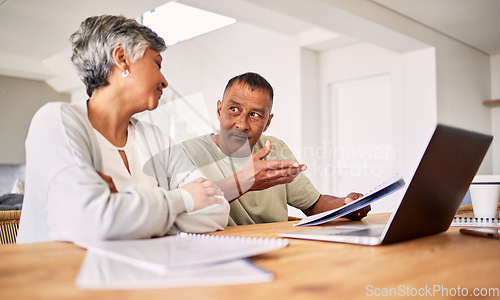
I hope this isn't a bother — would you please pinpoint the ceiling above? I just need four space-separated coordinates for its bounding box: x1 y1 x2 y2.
373 0 500 55
0 0 167 60
0 0 499 85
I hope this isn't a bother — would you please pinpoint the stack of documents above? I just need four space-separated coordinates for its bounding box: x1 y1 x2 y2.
75 233 288 290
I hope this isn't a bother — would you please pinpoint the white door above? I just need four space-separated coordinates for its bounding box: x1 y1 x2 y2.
329 75 396 212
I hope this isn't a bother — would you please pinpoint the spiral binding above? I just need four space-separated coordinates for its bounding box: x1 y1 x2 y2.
451 217 500 228
178 232 289 246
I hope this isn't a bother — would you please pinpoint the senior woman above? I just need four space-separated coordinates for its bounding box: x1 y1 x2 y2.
17 15 229 244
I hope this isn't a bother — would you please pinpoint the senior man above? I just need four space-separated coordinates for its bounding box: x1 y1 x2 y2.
181 72 369 225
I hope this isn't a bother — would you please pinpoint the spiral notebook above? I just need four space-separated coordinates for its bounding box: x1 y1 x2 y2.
76 233 288 275
451 217 500 228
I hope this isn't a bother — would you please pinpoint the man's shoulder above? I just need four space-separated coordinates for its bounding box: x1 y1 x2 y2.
181 134 215 150
181 134 219 163
254 135 296 161
255 135 288 150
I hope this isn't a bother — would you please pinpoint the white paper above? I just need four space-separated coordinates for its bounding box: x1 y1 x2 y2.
76 250 273 290
296 175 405 226
76 233 288 274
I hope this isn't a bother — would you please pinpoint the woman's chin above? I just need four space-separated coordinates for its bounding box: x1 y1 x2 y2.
147 101 160 111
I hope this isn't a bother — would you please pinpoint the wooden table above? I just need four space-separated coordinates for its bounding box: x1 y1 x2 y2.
1 213 499 299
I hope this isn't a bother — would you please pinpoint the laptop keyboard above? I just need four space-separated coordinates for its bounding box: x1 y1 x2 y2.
321 226 385 237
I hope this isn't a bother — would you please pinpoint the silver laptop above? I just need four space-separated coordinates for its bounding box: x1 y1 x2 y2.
279 124 493 245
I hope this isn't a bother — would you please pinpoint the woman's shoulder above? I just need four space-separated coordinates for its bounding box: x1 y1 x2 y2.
34 101 86 121
34 101 65 116
29 102 70 129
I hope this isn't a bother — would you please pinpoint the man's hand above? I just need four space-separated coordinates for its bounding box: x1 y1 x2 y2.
302 193 371 220
181 178 226 211
96 170 118 193
237 140 306 193
343 192 370 221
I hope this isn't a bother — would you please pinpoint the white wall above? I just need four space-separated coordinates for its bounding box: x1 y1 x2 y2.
161 22 302 152
400 48 438 174
71 88 87 103
490 55 500 174
313 0 494 174
307 43 436 212
320 43 437 178
299 48 321 176
294 48 321 217
0 75 70 164
492 55 500 99
435 36 492 174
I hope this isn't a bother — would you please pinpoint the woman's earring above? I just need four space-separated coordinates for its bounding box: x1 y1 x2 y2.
122 69 129 78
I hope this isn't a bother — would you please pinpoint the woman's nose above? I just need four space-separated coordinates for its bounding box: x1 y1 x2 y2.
161 75 168 89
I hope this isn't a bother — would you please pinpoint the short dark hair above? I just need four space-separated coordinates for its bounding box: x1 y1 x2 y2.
224 72 274 101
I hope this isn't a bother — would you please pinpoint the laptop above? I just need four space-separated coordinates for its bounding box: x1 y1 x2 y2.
279 124 493 245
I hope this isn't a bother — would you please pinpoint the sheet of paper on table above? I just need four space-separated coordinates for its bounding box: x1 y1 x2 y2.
76 250 274 290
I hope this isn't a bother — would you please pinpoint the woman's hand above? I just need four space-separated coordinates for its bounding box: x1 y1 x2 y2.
96 170 118 193
181 178 226 211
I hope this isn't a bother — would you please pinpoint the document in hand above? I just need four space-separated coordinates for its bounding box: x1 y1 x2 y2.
295 175 405 226
76 233 289 275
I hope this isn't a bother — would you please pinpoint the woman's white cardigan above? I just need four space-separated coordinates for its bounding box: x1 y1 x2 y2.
17 101 229 244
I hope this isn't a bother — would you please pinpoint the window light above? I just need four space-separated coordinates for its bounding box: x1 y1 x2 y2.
142 1 236 46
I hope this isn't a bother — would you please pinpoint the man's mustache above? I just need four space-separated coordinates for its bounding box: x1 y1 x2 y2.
225 130 249 140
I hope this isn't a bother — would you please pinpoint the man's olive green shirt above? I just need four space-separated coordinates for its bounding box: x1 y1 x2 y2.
181 134 320 225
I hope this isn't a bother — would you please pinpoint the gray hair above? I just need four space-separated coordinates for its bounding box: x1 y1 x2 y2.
70 15 167 97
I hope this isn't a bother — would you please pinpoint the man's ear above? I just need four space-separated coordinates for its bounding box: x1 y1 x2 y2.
263 113 273 132
112 46 129 73
216 100 223 122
